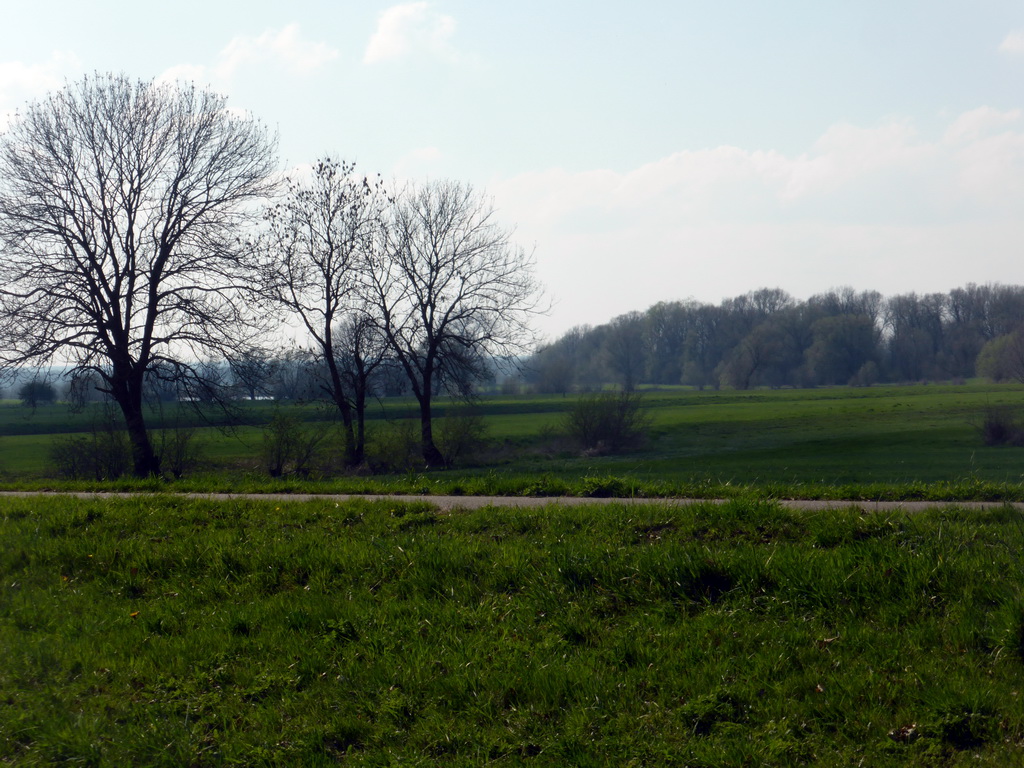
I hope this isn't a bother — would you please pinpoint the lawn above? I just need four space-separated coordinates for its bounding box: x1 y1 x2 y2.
2 495 1024 765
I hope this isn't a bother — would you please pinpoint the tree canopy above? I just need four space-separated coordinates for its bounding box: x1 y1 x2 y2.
0 74 278 475
369 180 543 465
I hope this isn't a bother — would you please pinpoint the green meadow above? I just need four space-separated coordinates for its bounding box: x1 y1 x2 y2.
2 381 1024 497
3 495 1024 765
5 386 1024 764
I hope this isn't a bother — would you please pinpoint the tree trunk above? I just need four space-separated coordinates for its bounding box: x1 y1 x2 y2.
417 392 445 468
324 355 358 467
119 399 160 477
354 386 367 466
336 403 357 467
107 367 161 477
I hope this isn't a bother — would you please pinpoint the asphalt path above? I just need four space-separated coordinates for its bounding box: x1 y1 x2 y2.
1 491 1021 513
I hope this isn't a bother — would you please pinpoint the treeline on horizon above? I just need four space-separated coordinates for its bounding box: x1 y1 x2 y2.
13 282 1024 406
525 283 1024 393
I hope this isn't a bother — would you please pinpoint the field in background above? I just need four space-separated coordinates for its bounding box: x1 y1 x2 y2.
2 381 1024 494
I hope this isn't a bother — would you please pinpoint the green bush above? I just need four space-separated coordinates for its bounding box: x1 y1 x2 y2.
261 409 329 478
366 419 420 473
436 406 488 466
564 391 651 454
154 425 203 479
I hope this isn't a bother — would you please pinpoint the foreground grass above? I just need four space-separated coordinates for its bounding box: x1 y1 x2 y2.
3 496 1024 765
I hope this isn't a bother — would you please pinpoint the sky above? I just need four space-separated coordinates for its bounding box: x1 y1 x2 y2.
1 1 1023 340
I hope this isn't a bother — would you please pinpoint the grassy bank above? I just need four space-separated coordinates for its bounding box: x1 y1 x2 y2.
3 495 1024 764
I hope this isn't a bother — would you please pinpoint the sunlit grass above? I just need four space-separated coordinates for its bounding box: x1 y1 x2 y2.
3 495 1024 764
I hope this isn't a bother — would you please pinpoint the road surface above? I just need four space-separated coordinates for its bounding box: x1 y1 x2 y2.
1 491 1020 512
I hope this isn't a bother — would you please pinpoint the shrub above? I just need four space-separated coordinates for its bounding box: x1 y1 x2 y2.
365 420 420 474
848 361 879 387
49 411 132 479
564 391 651 454
18 379 56 407
435 406 488 466
977 406 1024 447
261 410 329 478
154 425 203 479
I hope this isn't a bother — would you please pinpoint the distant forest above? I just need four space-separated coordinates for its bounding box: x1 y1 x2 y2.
12 284 1024 404
525 284 1024 392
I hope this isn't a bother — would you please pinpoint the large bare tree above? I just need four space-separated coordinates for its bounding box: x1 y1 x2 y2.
262 158 390 465
0 74 278 476
369 180 543 467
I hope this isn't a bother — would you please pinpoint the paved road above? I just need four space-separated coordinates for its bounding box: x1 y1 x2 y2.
1 490 1021 512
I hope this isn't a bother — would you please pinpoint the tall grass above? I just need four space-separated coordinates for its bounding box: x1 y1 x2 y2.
3 495 1024 764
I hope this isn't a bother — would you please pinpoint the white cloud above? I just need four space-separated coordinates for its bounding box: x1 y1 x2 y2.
157 64 208 86
392 146 444 179
0 52 80 104
490 109 1024 336
364 2 461 64
0 51 81 128
943 106 1022 143
779 120 933 201
219 24 338 77
0 59 61 101
999 30 1024 55
943 119 1024 210
159 24 338 87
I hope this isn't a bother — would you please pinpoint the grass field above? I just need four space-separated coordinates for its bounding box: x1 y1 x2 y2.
5 387 1024 764
3 495 1024 765
2 382 1024 498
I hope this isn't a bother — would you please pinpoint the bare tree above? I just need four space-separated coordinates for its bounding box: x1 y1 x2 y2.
269 349 321 401
332 314 390 463
227 351 278 401
369 180 543 467
0 74 278 476
262 157 390 465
